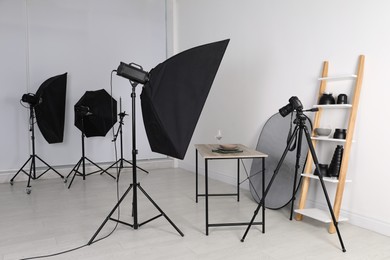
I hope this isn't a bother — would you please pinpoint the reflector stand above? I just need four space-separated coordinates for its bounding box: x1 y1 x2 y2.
10 105 64 194
65 115 116 189
104 99 148 181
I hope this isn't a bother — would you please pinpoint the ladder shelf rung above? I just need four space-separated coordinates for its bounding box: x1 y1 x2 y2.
318 74 357 81
295 208 348 223
313 104 352 109
301 173 352 183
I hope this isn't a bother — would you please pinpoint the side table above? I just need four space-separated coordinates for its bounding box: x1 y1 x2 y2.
195 144 268 235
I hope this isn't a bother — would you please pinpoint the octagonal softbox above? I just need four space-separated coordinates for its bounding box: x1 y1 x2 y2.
74 89 117 137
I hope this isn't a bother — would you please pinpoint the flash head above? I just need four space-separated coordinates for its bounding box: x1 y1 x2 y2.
117 62 149 84
22 93 40 106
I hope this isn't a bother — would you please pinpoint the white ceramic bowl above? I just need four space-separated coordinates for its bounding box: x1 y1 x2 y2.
314 128 332 136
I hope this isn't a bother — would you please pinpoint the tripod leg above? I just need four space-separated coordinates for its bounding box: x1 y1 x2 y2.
289 127 304 220
120 158 149 175
25 156 35 194
35 155 64 179
137 184 184 237
67 159 82 189
241 200 263 242
102 158 123 181
88 184 134 245
303 126 346 252
85 157 116 179
10 156 32 184
241 125 300 242
134 164 149 174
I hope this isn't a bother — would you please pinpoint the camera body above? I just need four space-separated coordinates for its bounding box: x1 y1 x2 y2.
279 96 303 117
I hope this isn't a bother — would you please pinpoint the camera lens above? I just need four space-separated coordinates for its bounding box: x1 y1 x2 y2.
279 103 293 117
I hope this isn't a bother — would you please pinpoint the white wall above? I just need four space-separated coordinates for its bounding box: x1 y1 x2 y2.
173 0 390 236
0 0 167 175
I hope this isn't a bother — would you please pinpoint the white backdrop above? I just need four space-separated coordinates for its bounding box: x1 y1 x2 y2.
0 0 167 172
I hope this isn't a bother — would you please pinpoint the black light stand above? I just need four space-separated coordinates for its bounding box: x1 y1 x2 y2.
10 104 64 194
88 82 184 245
66 113 116 189
104 98 148 181
241 108 346 252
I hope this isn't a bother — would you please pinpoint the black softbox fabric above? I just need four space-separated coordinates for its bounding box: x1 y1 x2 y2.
35 73 67 144
74 89 117 137
140 39 229 159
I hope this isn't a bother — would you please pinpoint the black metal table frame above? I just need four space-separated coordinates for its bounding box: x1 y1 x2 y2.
195 148 265 236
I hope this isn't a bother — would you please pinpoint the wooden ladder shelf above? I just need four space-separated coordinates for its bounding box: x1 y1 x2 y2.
295 55 365 233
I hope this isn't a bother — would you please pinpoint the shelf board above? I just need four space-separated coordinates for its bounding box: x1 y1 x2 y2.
311 136 356 143
311 136 346 142
301 173 352 183
294 208 348 223
318 74 357 81
313 104 352 109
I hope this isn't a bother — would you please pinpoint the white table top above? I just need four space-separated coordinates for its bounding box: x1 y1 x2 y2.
195 144 268 159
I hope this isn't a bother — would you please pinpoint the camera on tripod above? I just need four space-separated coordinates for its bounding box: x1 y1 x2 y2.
279 96 303 117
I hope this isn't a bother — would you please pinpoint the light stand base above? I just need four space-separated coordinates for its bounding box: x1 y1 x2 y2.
88 181 184 245
88 81 183 246
66 156 116 189
104 158 148 182
10 154 64 194
12 104 64 194
66 132 116 189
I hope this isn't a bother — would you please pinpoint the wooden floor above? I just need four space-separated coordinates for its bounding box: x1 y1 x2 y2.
1 167 389 260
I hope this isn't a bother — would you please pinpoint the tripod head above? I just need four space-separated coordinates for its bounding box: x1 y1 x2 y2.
279 96 318 125
279 96 303 117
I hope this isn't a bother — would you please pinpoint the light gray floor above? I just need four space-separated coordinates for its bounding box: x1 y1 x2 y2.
1 167 389 260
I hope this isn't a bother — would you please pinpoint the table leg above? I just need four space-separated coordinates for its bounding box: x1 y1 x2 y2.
262 157 265 233
195 149 198 203
237 159 240 202
205 159 209 235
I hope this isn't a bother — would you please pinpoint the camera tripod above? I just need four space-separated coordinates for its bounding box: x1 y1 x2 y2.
241 109 346 252
10 105 64 194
